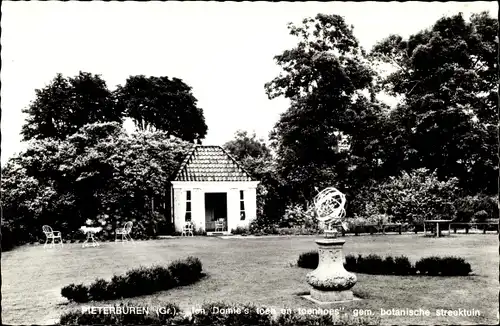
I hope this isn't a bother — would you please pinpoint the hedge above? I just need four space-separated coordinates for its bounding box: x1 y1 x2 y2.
297 252 470 276
61 256 203 302
415 256 471 276
59 301 381 325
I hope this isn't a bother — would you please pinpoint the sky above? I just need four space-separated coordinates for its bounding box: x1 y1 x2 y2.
1 1 497 164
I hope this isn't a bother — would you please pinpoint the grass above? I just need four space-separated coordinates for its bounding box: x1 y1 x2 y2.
1 234 498 325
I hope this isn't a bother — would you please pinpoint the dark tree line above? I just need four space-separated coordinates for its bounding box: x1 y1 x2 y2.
264 11 498 209
21 72 208 143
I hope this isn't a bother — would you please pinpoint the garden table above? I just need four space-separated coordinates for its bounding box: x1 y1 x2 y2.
423 220 451 237
80 226 102 248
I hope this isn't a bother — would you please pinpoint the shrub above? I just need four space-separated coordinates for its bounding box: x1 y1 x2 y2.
455 194 499 223
186 256 203 275
61 257 203 302
108 275 129 299
280 204 318 229
61 284 89 303
356 254 385 274
382 256 395 275
351 169 459 224
88 278 111 301
60 301 381 325
472 210 489 223
297 252 471 277
276 309 381 326
440 257 472 276
168 256 202 285
59 302 184 325
344 254 357 272
192 302 273 326
0 221 17 252
148 265 174 289
297 251 319 269
393 256 413 275
415 256 471 276
231 226 249 235
124 267 156 297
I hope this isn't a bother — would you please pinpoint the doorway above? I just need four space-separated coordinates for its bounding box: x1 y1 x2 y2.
205 192 227 232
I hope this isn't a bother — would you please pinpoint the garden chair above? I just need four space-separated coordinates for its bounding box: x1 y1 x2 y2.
182 222 194 236
115 221 134 243
42 225 63 248
215 218 225 232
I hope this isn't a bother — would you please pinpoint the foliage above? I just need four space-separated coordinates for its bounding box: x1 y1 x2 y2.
393 256 413 275
415 256 471 276
280 204 318 229
370 12 498 194
60 284 89 303
350 168 460 224
297 251 319 269
356 254 386 274
1 220 18 252
114 75 207 142
60 257 203 302
168 256 203 285
223 130 287 224
276 309 380 326
223 130 272 163
231 226 250 235
297 252 470 276
59 302 184 325
192 302 273 326
454 194 499 222
21 72 122 141
60 301 380 325
265 13 396 204
1 123 192 248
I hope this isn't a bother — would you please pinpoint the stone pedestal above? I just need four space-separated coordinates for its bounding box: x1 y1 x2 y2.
306 238 357 302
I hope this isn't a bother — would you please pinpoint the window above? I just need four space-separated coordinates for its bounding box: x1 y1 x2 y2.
185 190 192 221
240 190 245 220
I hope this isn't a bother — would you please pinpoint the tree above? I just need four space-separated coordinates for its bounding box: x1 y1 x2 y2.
2 122 193 248
350 168 460 224
223 130 285 222
114 75 208 142
370 12 499 194
223 130 272 163
265 14 379 204
21 72 121 141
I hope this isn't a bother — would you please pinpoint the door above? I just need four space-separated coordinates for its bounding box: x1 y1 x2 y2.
205 192 227 231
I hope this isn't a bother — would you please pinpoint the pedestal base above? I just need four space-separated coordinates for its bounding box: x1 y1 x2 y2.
310 288 353 302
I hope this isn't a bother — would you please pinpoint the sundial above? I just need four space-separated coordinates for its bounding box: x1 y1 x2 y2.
312 187 348 237
305 186 357 303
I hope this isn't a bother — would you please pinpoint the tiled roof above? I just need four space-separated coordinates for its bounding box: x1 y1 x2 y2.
173 145 255 182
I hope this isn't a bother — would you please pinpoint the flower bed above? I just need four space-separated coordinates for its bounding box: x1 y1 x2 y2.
61 257 203 302
297 252 471 276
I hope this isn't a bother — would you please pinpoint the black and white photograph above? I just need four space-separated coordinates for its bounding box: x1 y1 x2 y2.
1 1 498 325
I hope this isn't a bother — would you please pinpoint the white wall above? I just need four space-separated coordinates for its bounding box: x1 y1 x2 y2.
171 181 259 233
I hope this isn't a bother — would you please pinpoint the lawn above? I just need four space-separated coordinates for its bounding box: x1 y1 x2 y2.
1 234 498 325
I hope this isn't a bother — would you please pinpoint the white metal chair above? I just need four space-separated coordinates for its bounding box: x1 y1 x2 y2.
182 222 194 236
115 221 134 243
215 219 225 232
42 225 63 248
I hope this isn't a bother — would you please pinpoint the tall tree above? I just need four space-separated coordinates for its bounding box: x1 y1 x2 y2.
2 122 193 247
223 130 272 163
370 12 499 194
114 75 208 143
224 130 285 223
21 72 121 141
265 14 379 204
